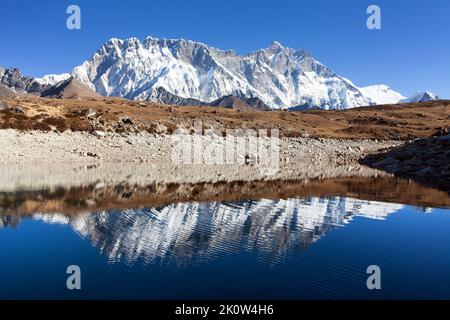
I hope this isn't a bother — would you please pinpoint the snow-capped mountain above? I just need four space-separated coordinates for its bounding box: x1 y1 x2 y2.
401 91 440 103
32 36 441 109
359 84 406 105
51 37 377 109
35 73 71 86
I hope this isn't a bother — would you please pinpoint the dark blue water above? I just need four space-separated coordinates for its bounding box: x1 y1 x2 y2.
1 196 450 299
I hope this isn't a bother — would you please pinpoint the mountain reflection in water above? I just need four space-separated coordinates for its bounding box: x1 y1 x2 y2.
2 196 403 266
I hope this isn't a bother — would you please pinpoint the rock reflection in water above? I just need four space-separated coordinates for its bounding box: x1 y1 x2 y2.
18 196 404 266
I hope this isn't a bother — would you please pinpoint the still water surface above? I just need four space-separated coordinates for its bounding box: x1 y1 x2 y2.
1 179 449 299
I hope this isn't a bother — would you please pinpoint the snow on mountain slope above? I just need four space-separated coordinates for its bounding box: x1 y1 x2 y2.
39 36 442 109
359 84 406 105
35 73 71 86
67 37 373 109
402 91 440 103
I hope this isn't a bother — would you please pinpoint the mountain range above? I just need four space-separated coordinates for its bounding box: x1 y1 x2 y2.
1 37 440 109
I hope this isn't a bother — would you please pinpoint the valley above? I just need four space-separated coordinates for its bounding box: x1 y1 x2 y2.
1 1 450 303
0 95 449 193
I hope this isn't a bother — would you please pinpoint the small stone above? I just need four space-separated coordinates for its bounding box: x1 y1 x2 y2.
81 108 96 118
10 106 25 114
85 199 96 207
120 117 135 125
93 130 106 137
95 182 106 190
86 152 100 158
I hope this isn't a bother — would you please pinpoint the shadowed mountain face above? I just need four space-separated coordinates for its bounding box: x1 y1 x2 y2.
402 91 440 103
0 84 16 99
149 86 207 106
40 77 102 99
0 68 101 100
210 95 270 111
0 67 48 94
149 87 270 110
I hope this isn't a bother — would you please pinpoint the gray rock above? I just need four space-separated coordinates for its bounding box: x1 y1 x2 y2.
86 152 100 158
82 108 96 118
374 157 399 168
120 117 135 125
417 167 435 176
93 130 106 137
10 106 25 114
437 134 450 142
85 199 96 206
0 67 49 94
403 158 423 166
384 164 400 173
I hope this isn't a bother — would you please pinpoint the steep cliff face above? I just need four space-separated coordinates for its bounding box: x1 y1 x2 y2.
4 37 439 108
0 67 48 94
69 37 373 109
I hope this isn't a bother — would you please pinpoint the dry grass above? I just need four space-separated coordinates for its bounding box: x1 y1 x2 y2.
0 96 449 139
42 117 69 132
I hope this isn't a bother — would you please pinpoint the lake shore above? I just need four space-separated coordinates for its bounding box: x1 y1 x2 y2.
0 129 400 189
2 176 449 216
1 97 448 193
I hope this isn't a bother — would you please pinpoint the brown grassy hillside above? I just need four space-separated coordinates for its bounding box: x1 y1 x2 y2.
0 96 449 140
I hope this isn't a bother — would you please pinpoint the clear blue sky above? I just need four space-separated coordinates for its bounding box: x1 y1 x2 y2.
0 0 448 98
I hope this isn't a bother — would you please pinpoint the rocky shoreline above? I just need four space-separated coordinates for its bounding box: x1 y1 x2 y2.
363 133 450 193
0 128 401 189
1 127 449 194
